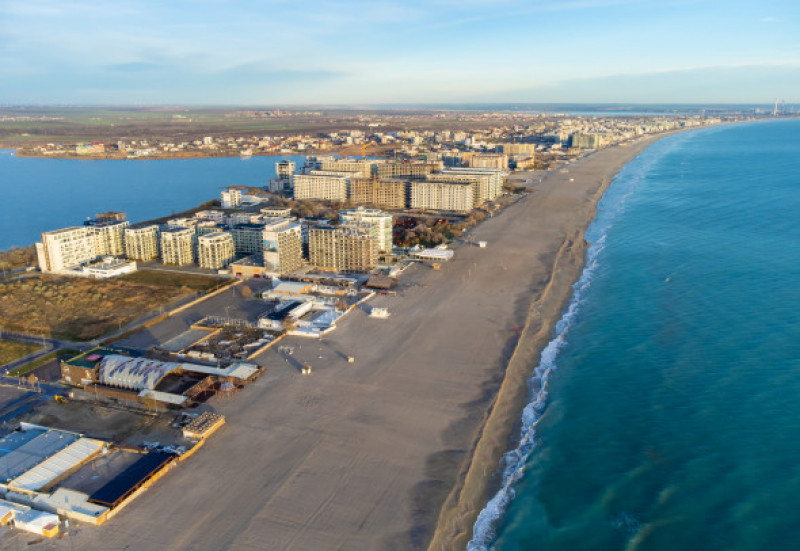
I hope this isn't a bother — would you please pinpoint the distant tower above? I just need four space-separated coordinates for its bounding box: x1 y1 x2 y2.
773 99 779 116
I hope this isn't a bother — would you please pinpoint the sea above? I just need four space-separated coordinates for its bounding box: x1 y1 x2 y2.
469 119 800 551
0 152 308 250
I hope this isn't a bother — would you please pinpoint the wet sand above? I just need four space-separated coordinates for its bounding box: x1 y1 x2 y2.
0 133 672 550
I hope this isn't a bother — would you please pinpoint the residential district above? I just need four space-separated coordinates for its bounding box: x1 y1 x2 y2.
0 112 734 539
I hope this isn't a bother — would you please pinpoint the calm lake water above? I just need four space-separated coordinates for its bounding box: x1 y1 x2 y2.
0 151 307 250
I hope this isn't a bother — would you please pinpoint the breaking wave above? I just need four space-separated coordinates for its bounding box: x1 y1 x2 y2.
467 144 668 551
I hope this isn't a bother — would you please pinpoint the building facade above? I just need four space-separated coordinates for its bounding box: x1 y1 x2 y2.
308 226 378 273
293 173 349 202
435 168 504 207
410 181 474 213
348 177 407 209
197 232 235 270
230 224 266 255
221 188 242 209
124 225 160 262
160 228 195 266
339 207 393 252
36 227 97 273
88 221 129 257
262 219 303 275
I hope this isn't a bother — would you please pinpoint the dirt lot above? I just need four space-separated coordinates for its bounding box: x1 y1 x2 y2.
0 273 221 341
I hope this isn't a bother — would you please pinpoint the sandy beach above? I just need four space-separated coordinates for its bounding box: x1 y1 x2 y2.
0 133 671 551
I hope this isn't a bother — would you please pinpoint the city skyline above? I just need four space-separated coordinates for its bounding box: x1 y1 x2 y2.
1 0 798 104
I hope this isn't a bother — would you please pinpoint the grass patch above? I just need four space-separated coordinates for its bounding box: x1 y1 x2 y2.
120 270 228 292
8 349 78 377
0 339 42 366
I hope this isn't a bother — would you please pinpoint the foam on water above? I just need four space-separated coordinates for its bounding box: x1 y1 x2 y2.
467 141 672 551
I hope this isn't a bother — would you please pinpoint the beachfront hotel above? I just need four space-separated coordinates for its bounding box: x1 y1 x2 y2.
159 227 195 266
308 225 378 273
197 232 235 270
435 168 504 207
410 180 474 213
124 225 160 262
339 207 394 253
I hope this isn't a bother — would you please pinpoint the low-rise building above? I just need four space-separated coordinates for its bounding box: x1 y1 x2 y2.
197 232 235 270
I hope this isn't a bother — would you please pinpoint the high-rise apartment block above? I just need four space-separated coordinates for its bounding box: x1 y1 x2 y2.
469 153 508 169
230 224 266 255
434 168 504 207
339 207 393 253
160 228 195 266
221 188 242 209
410 181 474 213
124 225 160 262
36 227 97 273
308 226 378 273
88 221 129 256
348 177 408 209
262 218 303 275
293 172 349 202
197 232 235 270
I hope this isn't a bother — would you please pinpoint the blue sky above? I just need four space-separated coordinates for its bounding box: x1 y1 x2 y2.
0 0 797 104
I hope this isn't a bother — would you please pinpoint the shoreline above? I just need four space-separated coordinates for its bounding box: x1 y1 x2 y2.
427 131 681 551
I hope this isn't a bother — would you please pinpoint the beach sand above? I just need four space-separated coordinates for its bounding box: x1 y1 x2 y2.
0 134 669 551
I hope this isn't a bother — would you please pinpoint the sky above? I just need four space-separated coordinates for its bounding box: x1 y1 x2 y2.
0 0 798 105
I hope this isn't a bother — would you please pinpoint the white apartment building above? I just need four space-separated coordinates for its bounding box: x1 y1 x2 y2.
293 172 349 201
160 227 195 266
124 225 160 262
434 168 504 207
88 221 129 257
197 232 235 270
410 181 474 213
340 207 393 252
36 227 97 273
309 226 378 273
262 218 303 275
221 188 242 209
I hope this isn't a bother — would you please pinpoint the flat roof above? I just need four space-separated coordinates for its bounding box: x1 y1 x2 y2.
89 451 173 508
0 429 80 483
9 437 105 492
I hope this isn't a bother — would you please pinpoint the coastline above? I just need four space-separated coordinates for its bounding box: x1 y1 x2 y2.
427 131 679 551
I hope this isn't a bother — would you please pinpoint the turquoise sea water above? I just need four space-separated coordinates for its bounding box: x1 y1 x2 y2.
0 151 307 250
470 119 800 551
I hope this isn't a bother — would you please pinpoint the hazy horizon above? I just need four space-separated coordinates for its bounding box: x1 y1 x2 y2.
1 0 798 105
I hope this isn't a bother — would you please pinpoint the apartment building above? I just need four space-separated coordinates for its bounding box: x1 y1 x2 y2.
160 227 195 266
339 207 393 252
221 188 242 209
469 153 508 170
197 232 235 270
410 181 474 213
230 223 265 255
293 172 349 201
88 220 129 256
124 225 160 262
570 133 604 149
36 227 97 273
348 177 407 209
308 226 378 273
262 218 303 275
433 168 504 207
375 160 443 179
311 156 377 177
